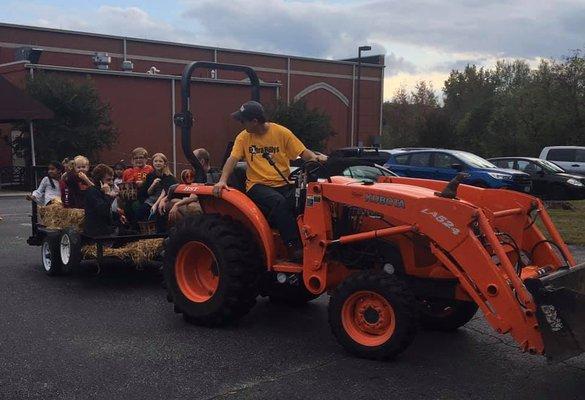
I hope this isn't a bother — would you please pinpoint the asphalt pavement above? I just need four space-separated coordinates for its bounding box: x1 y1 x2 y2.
1 196 584 400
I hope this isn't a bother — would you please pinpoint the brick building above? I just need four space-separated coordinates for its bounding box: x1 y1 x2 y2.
0 22 384 172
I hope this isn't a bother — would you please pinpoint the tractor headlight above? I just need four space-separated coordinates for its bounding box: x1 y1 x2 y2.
566 178 584 187
487 172 513 181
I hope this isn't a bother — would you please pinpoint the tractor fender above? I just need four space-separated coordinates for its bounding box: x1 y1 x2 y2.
173 184 275 266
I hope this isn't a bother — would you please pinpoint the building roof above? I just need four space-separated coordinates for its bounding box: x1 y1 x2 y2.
0 75 53 122
0 22 385 68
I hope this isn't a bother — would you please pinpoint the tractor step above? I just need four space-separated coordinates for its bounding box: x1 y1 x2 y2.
525 262 585 363
272 261 303 273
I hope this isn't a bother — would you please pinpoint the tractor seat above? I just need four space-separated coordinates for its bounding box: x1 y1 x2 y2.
226 162 283 230
228 161 248 193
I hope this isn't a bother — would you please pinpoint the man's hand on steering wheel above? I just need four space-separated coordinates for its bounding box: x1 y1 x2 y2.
315 153 328 163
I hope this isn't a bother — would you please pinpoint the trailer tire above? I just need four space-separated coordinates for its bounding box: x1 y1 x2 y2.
59 228 82 273
419 299 478 331
329 271 418 360
41 235 64 276
164 214 263 326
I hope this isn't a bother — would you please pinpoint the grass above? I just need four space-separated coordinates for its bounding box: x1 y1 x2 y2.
537 200 585 246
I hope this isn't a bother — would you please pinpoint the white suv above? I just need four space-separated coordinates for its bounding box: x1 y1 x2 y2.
539 146 585 175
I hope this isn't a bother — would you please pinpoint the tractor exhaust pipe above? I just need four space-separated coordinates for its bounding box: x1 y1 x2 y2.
525 262 585 363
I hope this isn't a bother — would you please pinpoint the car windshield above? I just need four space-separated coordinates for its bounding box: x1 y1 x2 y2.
536 159 565 173
453 151 497 168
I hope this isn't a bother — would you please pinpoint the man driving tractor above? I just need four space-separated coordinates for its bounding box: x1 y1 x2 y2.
213 101 327 260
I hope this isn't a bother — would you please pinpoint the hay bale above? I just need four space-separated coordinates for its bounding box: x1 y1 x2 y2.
81 238 164 265
38 203 84 230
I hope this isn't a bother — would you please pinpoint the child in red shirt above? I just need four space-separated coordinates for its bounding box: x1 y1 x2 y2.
61 155 93 209
122 147 154 187
122 147 153 226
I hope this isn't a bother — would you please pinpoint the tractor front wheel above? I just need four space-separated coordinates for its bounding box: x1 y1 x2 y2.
328 271 418 360
164 214 262 326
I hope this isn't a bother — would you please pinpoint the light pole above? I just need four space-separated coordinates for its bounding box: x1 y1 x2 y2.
356 45 371 147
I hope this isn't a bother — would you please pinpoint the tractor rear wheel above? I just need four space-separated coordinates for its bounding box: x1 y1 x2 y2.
328 271 418 360
164 214 262 326
419 299 478 331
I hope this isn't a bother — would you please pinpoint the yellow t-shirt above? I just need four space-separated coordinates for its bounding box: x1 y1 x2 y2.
230 123 306 191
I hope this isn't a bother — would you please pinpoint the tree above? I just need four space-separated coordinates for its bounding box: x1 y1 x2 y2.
381 82 449 149
266 99 333 152
443 65 498 156
5 73 117 164
381 50 585 158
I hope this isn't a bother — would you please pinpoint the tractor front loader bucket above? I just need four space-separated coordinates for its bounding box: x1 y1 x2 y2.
525 262 585 363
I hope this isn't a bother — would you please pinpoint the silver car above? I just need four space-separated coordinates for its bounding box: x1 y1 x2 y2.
539 146 585 175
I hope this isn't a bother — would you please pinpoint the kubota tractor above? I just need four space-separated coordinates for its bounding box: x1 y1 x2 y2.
165 62 585 362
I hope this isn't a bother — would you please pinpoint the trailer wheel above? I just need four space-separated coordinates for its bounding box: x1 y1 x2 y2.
164 214 263 326
329 271 418 360
419 299 478 331
41 235 64 276
59 228 82 273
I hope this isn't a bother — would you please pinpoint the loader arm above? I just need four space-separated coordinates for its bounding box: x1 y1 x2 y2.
299 178 584 359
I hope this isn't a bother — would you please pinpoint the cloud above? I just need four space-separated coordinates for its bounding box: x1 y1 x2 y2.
15 4 190 43
176 0 585 96
5 0 585 98
385 53 418 76
431 58 490 73
179 0 585 60
384 71 448 100
180 0 364 58
94 6 181 41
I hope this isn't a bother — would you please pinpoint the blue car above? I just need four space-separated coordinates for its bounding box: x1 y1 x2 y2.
383 148 532 192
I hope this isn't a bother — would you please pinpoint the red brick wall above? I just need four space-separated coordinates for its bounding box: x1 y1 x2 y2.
0 24 384 168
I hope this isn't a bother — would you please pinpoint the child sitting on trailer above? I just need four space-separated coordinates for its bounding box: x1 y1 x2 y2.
26 161 63 205
122 147 153 187
83 164 126 237
137 153 177 232
113 161 126 187
61 155 93 209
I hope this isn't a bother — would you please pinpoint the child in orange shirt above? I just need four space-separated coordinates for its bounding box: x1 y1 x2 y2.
122 147 153 187
122 147 153 225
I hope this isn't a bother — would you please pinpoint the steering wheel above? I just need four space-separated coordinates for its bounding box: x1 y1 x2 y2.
289 160 323 181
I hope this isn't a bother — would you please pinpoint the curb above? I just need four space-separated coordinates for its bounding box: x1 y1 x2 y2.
0 192 28 198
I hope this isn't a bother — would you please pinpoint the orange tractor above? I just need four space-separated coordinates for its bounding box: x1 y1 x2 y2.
165 62 585 362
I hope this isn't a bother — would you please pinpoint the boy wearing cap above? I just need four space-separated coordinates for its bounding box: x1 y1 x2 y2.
213 101 327 261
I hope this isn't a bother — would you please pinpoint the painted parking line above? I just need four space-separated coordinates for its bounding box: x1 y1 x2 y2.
0 213 30 217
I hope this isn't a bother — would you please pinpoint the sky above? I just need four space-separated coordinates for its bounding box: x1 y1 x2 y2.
2 0 584 100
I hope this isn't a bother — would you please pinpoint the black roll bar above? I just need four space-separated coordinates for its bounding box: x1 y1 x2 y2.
173 61 261 183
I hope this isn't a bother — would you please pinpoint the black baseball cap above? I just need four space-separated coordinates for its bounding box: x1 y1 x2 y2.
231 101 265 122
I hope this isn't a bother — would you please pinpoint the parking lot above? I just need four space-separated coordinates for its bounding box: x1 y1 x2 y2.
1 196 584 400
